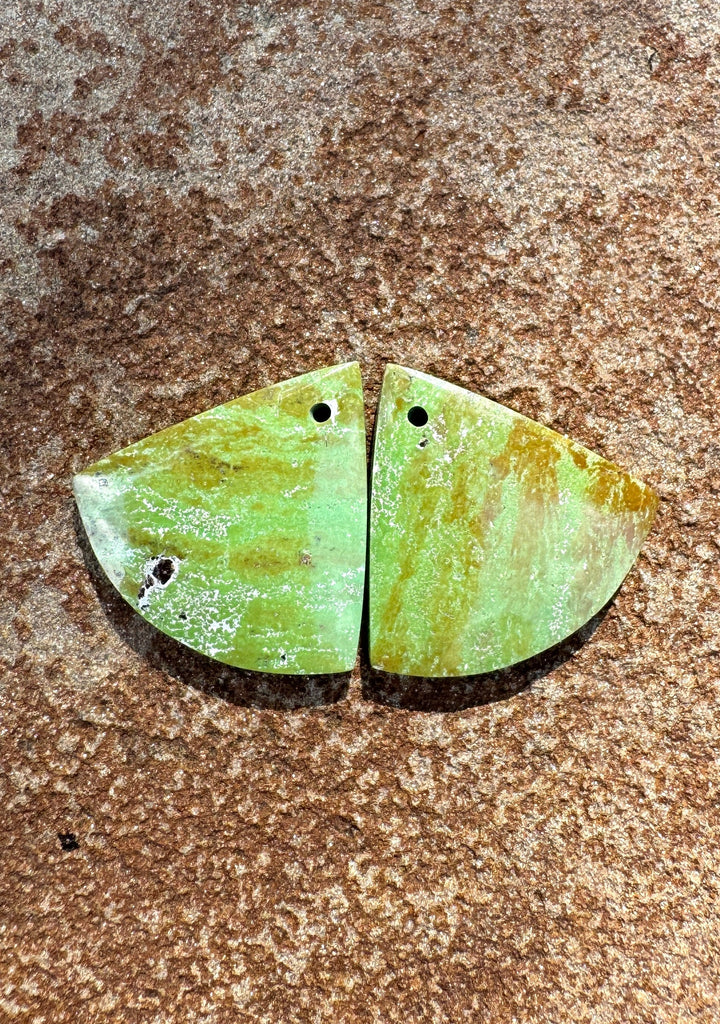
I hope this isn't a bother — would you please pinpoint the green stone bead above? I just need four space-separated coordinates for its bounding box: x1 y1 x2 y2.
74 363 367 674
369 364 659 677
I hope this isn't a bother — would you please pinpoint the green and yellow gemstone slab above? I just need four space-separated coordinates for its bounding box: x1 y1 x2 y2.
74 363 367 674
369 364 659 677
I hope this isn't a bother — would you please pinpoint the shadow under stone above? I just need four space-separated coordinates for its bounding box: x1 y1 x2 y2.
73 506 351 711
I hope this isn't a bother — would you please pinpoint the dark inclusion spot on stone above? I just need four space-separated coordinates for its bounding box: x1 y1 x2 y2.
408 406 429 427
138 555 180 609
179 611 188 621
152 557 176 585
311 402 332 423
418 437 429 448
58 832 79 851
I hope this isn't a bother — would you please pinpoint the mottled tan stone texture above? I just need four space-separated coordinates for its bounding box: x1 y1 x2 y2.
1 1 719 1021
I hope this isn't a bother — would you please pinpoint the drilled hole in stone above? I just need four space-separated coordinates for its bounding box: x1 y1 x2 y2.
408 406 429 427
311 402 332 422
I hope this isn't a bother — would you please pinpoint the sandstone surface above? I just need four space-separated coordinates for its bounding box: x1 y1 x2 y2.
2 1 719 1021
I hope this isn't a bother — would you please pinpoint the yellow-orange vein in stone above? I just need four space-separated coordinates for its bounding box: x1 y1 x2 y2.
369 364 658 677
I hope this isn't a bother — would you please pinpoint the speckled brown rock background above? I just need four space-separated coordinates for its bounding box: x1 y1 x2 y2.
2 1 719 1020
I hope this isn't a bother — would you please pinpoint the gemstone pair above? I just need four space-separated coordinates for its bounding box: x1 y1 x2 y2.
74 363 658 677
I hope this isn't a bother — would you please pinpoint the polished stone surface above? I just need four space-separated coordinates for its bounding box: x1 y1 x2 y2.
370 365 658 676
74 363 367 674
